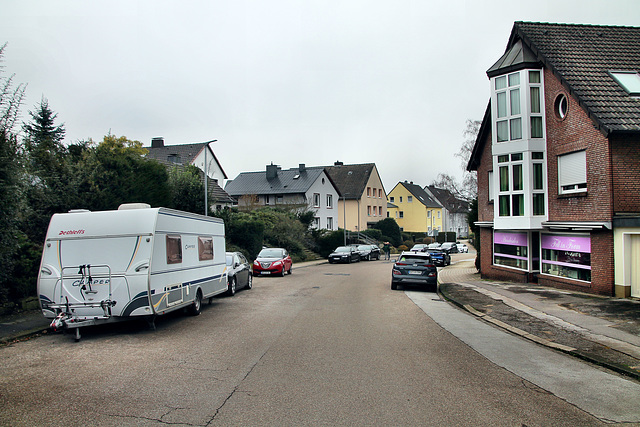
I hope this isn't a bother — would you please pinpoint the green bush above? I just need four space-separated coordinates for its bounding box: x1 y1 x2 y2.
317 230 345 258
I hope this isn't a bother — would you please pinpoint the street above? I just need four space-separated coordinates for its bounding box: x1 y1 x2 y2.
0 258 628 426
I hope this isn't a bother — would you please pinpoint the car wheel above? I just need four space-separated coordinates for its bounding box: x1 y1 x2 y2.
188 290 202 315
366 254 370 261
280 267 286 277
246 274 253 289
287 266 292 275
227 277 236 296
391 282 398 290
348 257 352 264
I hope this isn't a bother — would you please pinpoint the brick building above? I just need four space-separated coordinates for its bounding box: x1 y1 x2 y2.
467 22 640 297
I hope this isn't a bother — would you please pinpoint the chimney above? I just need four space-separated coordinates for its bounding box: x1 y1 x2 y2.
299 163 306 172
334 161 343 166
266 163 279 179
151 137 164 148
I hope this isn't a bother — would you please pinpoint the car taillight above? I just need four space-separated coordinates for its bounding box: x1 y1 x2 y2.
428 272 436 277
395 262 407 266
392 269 401 275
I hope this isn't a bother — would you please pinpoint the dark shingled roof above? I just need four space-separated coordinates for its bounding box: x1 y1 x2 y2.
166 164 235 204
426 185 470 213
508 22 640 134
225 166 329 197
146 142 228 179
400 182 441 208
324 163 376 200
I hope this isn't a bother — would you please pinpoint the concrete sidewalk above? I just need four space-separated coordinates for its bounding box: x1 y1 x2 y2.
438 259 640 381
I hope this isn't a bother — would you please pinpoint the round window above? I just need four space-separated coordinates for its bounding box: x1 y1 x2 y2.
555 94 569 119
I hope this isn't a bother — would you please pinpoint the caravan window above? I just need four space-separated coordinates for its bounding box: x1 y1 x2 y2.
198 236 214 261
166 235 182 264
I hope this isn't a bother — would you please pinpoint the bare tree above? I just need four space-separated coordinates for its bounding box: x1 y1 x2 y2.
431 119 480 202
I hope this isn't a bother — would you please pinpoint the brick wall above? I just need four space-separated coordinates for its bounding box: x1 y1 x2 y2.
611 134 640 213
476 130 494 222
544 69 613 222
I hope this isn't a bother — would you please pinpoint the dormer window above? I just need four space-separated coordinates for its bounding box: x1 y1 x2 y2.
610 71 640 97
168 154 181 164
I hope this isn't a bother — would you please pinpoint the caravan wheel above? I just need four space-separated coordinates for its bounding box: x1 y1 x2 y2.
188 290 202 316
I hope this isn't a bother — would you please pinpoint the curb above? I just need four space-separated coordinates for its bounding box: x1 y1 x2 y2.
437 282 640 382
0 325 50 346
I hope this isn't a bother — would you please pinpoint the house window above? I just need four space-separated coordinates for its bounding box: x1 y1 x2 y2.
313 193 321 207
276 194 283 204
367 187 371 197
390 196 395 203
378 189 383 198
494 69 544 143
497 152 525 217
427 211 431 218
395 211 398 218
367 206 371 216
313 217 320 228
437 211 441 219
265 195 271 205
488 170 494 202
327 217 333 230
407 196 413 203
554 94 569 119
399 211 404 218
610 71 640 97
558 151 587 194
399 196 403 203
532 152 545 215
327 194 333 209
495 72 522 142
198 237 214 261
529 70 544 138
541 234 591 282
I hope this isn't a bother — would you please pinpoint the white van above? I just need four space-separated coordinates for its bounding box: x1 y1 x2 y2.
38 204 227 340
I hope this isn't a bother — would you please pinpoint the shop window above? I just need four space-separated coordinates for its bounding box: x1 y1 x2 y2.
541 234 591 282
493 231 528 270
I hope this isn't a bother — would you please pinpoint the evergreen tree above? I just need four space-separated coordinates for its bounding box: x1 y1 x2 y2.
21 98 70 243
0 43 26 303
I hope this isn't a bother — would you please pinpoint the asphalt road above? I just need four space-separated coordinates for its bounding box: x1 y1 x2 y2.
0 259 616 426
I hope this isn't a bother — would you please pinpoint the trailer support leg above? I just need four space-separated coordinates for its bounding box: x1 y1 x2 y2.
74 328 81 342
147 315 156 331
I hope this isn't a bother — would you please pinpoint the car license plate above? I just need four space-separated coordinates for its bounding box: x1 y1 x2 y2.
262 271 271 275
408 271 422 275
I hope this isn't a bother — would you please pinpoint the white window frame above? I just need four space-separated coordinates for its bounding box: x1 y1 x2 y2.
558 150 587 194
326 194 333 209
313 193 321 208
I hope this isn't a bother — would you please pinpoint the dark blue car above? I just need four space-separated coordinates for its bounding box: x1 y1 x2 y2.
426 248 451 266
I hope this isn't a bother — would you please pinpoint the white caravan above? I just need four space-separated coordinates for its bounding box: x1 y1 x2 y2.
38 204 227 340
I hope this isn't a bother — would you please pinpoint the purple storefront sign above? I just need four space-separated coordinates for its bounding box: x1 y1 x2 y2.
494 232 527 246
541 235 591 253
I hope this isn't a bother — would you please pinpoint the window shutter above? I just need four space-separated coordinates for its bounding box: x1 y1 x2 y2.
558 151 586 187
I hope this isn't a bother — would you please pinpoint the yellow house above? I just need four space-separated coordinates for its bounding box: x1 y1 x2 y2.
324 162 387 232
387 181 443 234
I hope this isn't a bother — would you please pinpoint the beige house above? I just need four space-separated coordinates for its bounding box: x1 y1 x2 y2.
324 162 387 232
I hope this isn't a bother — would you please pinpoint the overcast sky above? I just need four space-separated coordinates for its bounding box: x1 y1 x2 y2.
3 0 639 192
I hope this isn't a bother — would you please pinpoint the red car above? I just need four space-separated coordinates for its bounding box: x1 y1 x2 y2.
253 248 293 276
